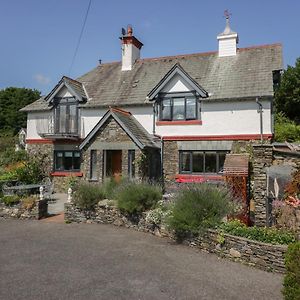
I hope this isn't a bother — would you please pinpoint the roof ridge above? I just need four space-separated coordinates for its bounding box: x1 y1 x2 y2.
95 43 282 66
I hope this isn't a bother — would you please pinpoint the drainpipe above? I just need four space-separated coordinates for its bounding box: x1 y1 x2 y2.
256 97 263 143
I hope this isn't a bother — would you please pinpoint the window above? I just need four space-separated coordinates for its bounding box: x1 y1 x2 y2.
55 97 78 134
179 151 228 174
90 150 97 180
128 150 135 179
160 96 197 121
54 151 80 171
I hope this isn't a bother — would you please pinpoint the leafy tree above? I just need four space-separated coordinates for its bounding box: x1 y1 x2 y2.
274 112 300 142
275 58 300 124
0 87 41 136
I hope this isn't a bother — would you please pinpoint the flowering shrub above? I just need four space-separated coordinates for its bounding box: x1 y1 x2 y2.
145 200 171 226
286 195 300 208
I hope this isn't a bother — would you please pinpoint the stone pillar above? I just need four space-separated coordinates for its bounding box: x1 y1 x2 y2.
252 145 273 226
163 141 179 192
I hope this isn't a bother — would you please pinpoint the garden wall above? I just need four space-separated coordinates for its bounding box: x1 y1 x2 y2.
65 201 287 273
0 199 48 220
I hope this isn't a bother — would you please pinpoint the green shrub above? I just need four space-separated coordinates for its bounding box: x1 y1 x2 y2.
0 148 28 167
283 242 300 300
220 220 296 245
102 177 120 199
1 195 20 206
167 184 233 237
275 113 300 142
116 181 162 214
73 182 106 210
14 159 45 184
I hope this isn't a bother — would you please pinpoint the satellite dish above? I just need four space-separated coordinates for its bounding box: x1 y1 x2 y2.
121 27 126 36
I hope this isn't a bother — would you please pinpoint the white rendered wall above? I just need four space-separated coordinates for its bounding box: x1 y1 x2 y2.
27 111 53 139
56 86 72 97
161 74 193 93
80 108 106 137
154 99 272 137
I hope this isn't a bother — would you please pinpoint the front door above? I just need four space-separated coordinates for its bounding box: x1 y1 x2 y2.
105 150 122 181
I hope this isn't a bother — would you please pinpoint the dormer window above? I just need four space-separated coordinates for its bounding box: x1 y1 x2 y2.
160 96 197 121
54 97 78 134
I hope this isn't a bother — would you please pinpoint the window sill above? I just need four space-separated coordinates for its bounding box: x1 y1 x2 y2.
51 171 83 177
175 174 223 183
156 120 202 126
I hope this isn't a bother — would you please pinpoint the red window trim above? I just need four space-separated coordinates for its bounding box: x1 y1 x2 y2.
156 120 202 126
163 134 273 141
175 174 223 183
51 171 83 177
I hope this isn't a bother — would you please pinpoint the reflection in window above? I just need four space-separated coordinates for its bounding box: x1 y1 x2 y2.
179 151 228 174
54 151 80 171
160 96 198 121
55 97 78 134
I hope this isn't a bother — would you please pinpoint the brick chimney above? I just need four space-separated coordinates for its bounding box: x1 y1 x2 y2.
120 25 143 71
217 12 239 57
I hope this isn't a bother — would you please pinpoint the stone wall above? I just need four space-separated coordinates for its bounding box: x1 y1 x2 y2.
184 230 287 273
27 143 54 174
81 117 143 182
252 145 273 226
65 201 287 273
273 151 300 169
0 199 48 220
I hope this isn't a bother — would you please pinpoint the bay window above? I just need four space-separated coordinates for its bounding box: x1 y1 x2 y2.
55 97 78 134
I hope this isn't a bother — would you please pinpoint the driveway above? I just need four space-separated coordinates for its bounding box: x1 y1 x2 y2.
0 219 283 300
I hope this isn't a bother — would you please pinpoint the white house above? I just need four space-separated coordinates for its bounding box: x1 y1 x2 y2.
21 17 282 190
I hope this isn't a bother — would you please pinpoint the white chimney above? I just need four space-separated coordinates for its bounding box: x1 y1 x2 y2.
217 13 239 57
120 26 143 71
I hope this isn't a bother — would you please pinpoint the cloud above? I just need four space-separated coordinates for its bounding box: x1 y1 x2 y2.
34 74 51 85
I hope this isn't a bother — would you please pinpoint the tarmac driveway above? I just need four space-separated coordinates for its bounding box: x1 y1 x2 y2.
0 219 283 300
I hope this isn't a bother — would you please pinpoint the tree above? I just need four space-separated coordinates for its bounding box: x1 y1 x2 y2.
0 87 41 136
275 58 300 124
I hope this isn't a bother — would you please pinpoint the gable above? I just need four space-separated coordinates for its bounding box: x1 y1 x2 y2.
160 73 193 93
147 63 208 100
85 117 137 150
80 108 159 150
56 86 73 98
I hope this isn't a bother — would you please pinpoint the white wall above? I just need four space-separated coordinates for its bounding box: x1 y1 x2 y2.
27 111 53 139
161 74 193 93
154 99 272 137
56 86 72 98
80 108 106 137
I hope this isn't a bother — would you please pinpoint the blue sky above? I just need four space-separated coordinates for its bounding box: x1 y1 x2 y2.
0 0 299 95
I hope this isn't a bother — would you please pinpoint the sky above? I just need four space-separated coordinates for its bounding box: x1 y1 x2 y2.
0 0 299 95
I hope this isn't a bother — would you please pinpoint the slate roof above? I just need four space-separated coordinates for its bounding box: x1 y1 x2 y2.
22 43 282 111
79 108 159 150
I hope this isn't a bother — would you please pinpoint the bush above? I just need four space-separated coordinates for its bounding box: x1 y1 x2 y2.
167 184 233 237
283 242 300 299
14 158 45 184
0 148 28 167
73 182 106 210
275 113 300 142
220 220 296 245
1 195 20 206
116 181 162 214
21 196 37 210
